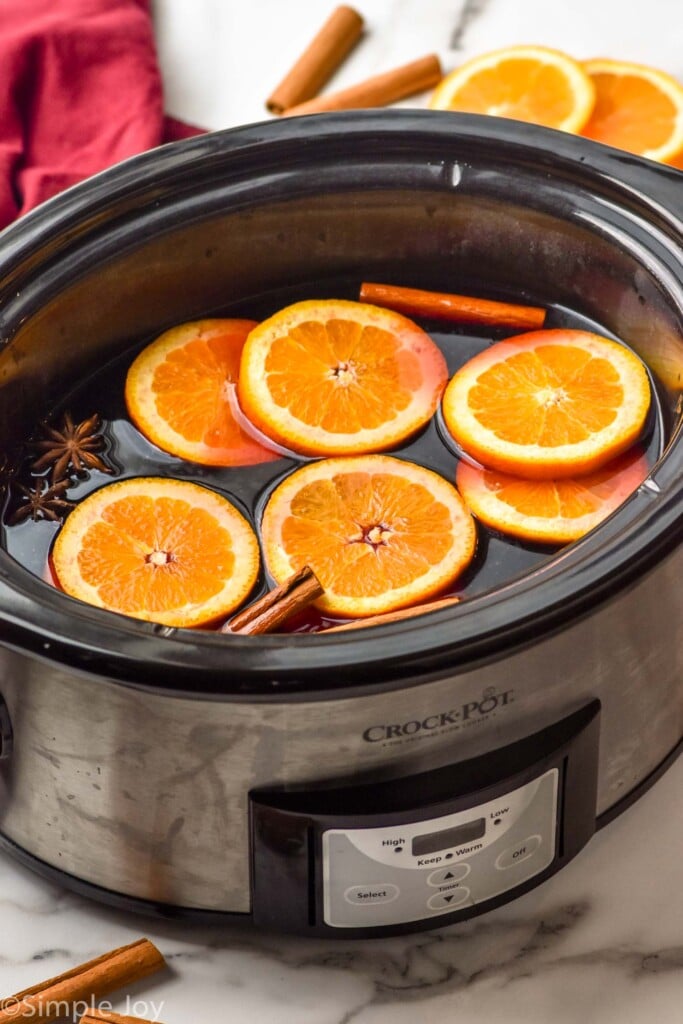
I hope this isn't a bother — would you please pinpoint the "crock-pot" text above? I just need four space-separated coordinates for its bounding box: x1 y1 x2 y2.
362 689 514 743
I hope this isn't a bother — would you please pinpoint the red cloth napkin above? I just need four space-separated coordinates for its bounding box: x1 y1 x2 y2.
0 0 204 231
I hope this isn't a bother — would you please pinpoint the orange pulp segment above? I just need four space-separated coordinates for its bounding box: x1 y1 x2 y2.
582 59 683 164
238 299 448 456
457 447 649 544
125 319 280 466
261 455 476 618
52 477 260 627
442 330 651 479
429 45 596 134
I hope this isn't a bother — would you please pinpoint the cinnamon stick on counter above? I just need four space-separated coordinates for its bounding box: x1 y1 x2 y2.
267 5 365 114
324 596 461 632
0 940 165 1024
81 1011 164 1024
222 566 323 635
284 54 443 116
360 282 547 329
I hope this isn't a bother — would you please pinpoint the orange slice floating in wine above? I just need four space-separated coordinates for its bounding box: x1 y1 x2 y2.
261 454 476 618
442 329 651 479
457 447 650 544
125 319 279 466
52 477 260 627
238 299 448 456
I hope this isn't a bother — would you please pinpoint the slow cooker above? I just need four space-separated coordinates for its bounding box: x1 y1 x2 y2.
0 112 680 937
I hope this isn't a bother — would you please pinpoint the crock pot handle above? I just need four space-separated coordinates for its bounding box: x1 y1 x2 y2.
0 693 13 759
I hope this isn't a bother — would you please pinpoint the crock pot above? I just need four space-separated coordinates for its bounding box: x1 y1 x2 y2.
0 112 680 937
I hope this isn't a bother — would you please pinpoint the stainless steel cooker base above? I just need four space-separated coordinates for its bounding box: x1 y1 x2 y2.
0 735 679 936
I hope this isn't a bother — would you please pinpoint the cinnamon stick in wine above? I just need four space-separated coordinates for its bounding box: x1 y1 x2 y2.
324 595 461 632
267 6 365 114
360 282 547 329
222 566 323 635
0 940 165 1024
284 54 443 116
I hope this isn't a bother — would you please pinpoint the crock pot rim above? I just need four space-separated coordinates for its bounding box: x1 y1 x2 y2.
2 109 682 292
0 110 681 698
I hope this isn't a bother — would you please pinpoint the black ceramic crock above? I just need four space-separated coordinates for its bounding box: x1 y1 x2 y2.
0 111 680 697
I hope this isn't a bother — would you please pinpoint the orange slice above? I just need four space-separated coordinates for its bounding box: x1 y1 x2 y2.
125 319 279 466
442 329 651 479
238 300 448 456
429 45 595 134
457 447 649 544
261 455 476 618
581 59 683 164
52 477 259 627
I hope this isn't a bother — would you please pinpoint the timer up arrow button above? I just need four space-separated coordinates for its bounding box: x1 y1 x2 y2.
427 864 470 887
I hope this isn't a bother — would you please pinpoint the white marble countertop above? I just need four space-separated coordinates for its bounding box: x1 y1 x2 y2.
155 0 683 132
1 1 682 1021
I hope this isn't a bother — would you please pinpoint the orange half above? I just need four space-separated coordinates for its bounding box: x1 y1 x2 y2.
238 299 448 456
582 59 683 164
125 319 279 466
52 477 260 627
261 455 476 618
429 45 596 133
457 447 649 544
442 329 651 479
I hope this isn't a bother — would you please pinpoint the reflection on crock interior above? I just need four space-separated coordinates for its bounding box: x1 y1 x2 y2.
1 278 664 636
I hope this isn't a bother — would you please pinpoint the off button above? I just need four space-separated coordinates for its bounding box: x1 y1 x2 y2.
344 883 400 906
495 835 543 870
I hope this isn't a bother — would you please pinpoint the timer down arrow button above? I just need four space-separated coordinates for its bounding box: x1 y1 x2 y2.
427 887 471 911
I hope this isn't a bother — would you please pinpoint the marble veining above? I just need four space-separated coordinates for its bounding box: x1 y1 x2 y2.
0 0 681 1021
449 0 493 50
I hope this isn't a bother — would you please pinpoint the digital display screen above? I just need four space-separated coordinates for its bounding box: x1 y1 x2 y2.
412 817 486 856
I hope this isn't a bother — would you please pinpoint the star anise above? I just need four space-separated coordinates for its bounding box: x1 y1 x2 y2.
30 412 112 482
8 478 75 525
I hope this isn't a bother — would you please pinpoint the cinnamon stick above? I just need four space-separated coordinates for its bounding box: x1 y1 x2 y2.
0 940 165 1024
284 54 443 116
267 6 365 114
359 282 547 329
81 1011 164 1024
222 566 323 635
324 595 460 632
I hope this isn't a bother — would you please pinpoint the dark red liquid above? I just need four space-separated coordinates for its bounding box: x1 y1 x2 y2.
0 278 666 632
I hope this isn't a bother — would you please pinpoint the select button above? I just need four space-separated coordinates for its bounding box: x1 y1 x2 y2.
344 883 400 906
428 864 470 887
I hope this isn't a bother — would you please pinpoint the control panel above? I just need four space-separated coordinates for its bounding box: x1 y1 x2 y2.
322 768 557 927
251 701 599 937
